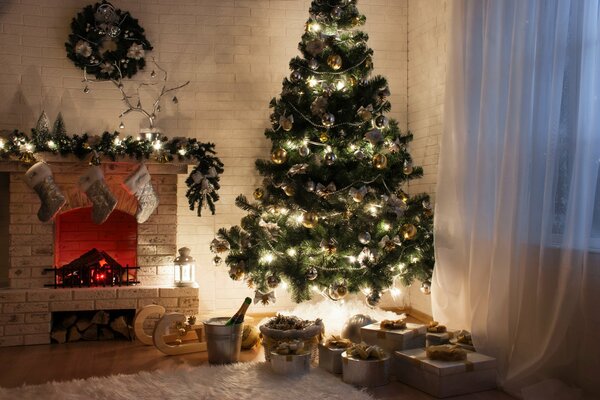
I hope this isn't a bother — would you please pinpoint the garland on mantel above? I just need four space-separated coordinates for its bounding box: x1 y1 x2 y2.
0 116 224 216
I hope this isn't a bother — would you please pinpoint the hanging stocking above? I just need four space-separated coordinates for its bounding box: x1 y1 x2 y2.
122 164 159 223
24 162 66 222
79 166 117 224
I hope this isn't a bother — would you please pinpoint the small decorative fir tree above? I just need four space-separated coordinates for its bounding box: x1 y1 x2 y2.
212 0 434 306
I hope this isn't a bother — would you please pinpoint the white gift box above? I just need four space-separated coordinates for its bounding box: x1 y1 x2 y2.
360 323 426 353
426 331 454 347
394 348 497 398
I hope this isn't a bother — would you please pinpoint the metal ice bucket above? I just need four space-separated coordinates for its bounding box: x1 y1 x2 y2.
203 317 243 364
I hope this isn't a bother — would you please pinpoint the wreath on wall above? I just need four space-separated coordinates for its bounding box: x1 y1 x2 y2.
65 1 153 80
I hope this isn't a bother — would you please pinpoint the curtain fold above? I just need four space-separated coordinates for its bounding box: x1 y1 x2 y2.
433 0 600 397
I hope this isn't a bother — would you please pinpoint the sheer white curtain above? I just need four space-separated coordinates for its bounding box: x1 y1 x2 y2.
433 0 600 398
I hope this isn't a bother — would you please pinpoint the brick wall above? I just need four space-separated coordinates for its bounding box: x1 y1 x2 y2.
0 173 8 287
0 0 410 313
406 0 448 315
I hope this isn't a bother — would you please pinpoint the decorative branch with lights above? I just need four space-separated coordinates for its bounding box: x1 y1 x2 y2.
0 112 223 216
211 0 434 307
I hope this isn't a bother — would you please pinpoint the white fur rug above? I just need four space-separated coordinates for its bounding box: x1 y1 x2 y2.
0 361 372 400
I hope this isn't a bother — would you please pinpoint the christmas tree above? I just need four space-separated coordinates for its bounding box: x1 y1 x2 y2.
213 0 434 306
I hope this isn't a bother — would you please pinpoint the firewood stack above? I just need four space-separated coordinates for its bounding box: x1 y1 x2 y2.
51 310 134 344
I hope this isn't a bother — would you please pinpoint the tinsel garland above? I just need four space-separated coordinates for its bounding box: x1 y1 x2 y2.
0 129 223 216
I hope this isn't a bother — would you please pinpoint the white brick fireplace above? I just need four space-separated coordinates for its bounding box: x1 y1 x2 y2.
0 157 199 347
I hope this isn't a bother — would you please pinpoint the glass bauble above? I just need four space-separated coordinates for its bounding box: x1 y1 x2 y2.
212 255 222 266
327 54 342 70
309 58 319 70
401 224 417 240
319 132 329 143
267 275 281 289
403 160 414 174
358 232 371 244
271 148 288 164
305 179 316 192
306 267 318 280
322 113 335 127
366 291 381 307
325 152 336 165
290 70 302 82
302 211 318 228
420 281 431 295
283 185 295 197
375 115 389 129
373 153 388 169
328 283 348 300
299 145 311 157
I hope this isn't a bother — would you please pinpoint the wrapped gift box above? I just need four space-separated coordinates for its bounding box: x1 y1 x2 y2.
318 343 345 374
394 348 497 398
426 331 454 347
360 323 426 353
270 351 311 376
341 351 390 387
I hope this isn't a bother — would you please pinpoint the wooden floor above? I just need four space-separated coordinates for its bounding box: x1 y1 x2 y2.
0 340 514 400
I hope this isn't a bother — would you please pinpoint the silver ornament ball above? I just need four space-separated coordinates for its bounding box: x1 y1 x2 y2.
309 58 319 70
375 115 389 129
322 113 335 127
212 255 222 266
306 267 318 281
267 275 281 289
341 314 377 343
305 179 316 192
366 291 381 308
358 232 371 244
290 70 302 82
324 152 336 166
420 281 431 295
299 145 311 157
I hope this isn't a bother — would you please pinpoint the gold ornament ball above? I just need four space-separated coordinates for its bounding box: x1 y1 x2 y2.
329 283 348 300
373 153 388 169
253 188 264 200
319 132 329 143
302 211 319 228
327 54 343 70
271 148 288 164
401 224 417 240
229 266 245 281
283 185 295 197
241 325 260 350
403 160 414 175
281 118 293 132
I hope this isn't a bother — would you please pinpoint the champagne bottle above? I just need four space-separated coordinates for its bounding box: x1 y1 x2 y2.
225 297 252 326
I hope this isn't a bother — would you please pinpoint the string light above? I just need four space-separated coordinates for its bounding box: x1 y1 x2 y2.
152 140 162 150
178 148 187 156
0 139 4 149
307 76 318 87
368 204 379 216
280 280 289 290
286 248 297 256
261 253 275 264
390 287 401 297
24 143 33 152
335 79 346 91
361 287 372 296
114 137 122 146
46 140 56 150
382 222 391 231
311 284 320 293
308 22 321 33
347 255 357 263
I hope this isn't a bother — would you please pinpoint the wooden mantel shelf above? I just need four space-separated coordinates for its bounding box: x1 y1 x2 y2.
0 154 196 175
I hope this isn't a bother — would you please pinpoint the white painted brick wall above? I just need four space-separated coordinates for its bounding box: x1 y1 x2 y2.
0 0 408 314
406 0 448 316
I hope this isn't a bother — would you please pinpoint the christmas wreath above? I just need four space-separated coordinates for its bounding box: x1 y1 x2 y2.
65 1 153 80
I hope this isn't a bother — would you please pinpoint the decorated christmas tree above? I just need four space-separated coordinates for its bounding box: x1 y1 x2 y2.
212 0 434 306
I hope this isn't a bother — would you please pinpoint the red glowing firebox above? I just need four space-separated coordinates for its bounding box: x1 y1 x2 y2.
45 248 139 288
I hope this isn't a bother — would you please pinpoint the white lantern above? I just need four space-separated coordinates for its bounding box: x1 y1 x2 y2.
174 247 196 287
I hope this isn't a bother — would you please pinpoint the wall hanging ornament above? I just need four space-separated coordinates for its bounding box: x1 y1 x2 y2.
79 166 117 224
23 162 66 222
66 1 153 80
122 163 159 223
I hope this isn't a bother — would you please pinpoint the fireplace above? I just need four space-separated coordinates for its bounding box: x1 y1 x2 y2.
0 158 200 347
